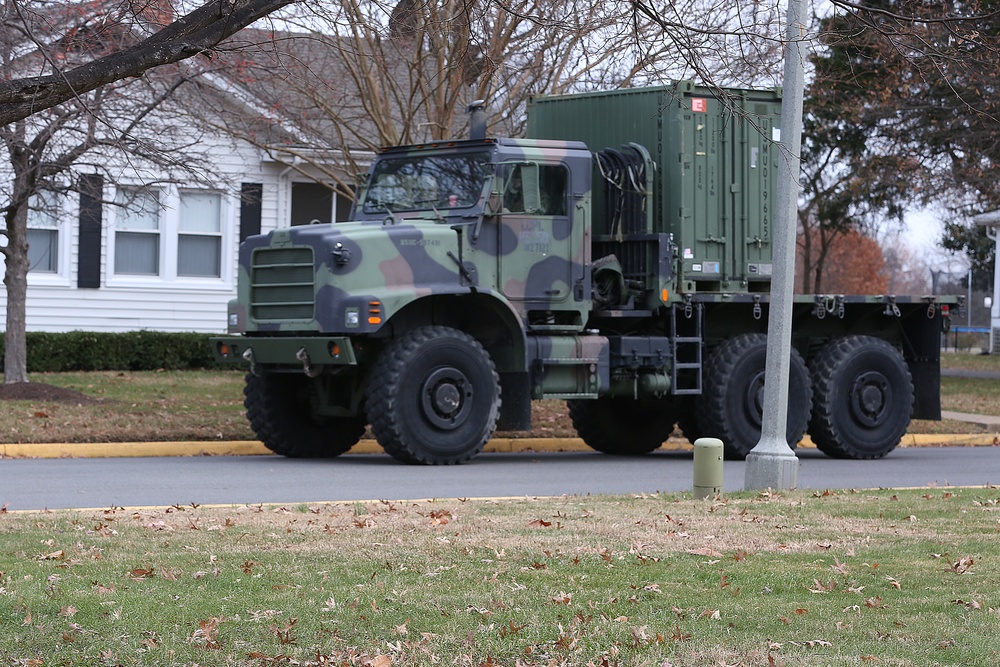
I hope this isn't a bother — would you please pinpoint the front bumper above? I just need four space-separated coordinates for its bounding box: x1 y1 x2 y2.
210 336 358 368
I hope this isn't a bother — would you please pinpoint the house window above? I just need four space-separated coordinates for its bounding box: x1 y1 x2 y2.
110 185 231 285
290 182 354 225
27 191 60 273
114 189 160 275
177 191 221 277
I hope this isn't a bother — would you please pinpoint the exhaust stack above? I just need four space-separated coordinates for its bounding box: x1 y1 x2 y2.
468 99 487 140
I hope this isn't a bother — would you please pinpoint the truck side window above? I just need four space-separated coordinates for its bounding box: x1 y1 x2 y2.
539 165 568 216
502 164 567 216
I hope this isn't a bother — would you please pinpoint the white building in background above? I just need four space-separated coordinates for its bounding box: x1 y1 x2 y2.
1 137 357 334
1 30 366 335
2 150 353 334
973 211 1000 354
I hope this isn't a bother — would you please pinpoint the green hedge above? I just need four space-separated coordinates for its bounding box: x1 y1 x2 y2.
0 331 223 372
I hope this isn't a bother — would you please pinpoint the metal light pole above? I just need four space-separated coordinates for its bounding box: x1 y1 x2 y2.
745 0 809 490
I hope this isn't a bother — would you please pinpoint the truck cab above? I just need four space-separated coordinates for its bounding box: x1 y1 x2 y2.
216 137 606 464
354 138 595 332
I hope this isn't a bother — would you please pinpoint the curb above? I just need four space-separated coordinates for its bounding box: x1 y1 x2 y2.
2 433 997 459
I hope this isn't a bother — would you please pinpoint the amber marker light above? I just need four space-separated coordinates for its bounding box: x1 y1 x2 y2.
217 342 231 358
662 289 669 302
368 301 383 325
329 342 341 357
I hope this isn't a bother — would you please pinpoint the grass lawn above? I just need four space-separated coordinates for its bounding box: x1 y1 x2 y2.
1 489 998 666
0 351 996 445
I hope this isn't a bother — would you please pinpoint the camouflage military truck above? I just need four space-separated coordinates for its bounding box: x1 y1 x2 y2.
212 82 957 464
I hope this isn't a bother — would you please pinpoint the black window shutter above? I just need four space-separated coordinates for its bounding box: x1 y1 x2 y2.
77 174 103 289
239 183 263 241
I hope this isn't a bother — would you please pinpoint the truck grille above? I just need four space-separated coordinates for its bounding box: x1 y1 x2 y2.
250 247 315 320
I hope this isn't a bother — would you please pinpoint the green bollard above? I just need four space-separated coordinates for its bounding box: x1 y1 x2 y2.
693 437 724 499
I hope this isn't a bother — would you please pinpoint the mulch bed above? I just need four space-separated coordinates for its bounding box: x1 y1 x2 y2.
0 382 103 404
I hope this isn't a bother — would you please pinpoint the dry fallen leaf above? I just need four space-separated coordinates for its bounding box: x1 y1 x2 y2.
429 510 453 526
807 579 836 594
951 556 975 574
188 616 223 650
952 598 983 610
366 655 392 667
551 592 572 605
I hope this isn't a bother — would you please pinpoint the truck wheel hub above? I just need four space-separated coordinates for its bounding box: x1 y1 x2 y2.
422 367 473 430
850 371 890 426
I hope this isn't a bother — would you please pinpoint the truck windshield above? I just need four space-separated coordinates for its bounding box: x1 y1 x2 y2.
362 152 491 214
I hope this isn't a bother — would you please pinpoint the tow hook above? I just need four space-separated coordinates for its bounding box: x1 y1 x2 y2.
296 347 321 377
242 348 261 376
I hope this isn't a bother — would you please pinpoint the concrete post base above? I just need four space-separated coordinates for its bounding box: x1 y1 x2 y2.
744 438 799 490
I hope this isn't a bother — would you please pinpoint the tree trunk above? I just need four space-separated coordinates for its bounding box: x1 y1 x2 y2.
3 204 30 384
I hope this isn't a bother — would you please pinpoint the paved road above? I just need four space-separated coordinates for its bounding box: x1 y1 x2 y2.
3 446 998 511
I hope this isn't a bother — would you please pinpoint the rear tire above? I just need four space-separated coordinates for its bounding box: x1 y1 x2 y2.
808 336 913 459
697 334 812 459
568 398 677 455
366 326 500 465
244 373 365 458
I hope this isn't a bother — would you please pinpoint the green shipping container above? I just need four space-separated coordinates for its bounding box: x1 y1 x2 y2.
526 82 783 293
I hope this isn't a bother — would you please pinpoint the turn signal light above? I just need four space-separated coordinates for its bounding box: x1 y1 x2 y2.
368 301 383 325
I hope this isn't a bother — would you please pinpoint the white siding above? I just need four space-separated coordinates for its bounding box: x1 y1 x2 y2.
21 286 234 332
0 129 278 334
1 95 362 335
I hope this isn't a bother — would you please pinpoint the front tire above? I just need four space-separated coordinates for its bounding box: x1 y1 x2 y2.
366 326 500 465
697 334 812 459
808 336 913 459
244 373 365 458
568 398 678 455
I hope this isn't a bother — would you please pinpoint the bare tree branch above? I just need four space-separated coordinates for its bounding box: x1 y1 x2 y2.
0 0 297 126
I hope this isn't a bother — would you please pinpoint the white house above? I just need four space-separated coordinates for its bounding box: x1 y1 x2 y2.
1 131 360 335
1 30 367 335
